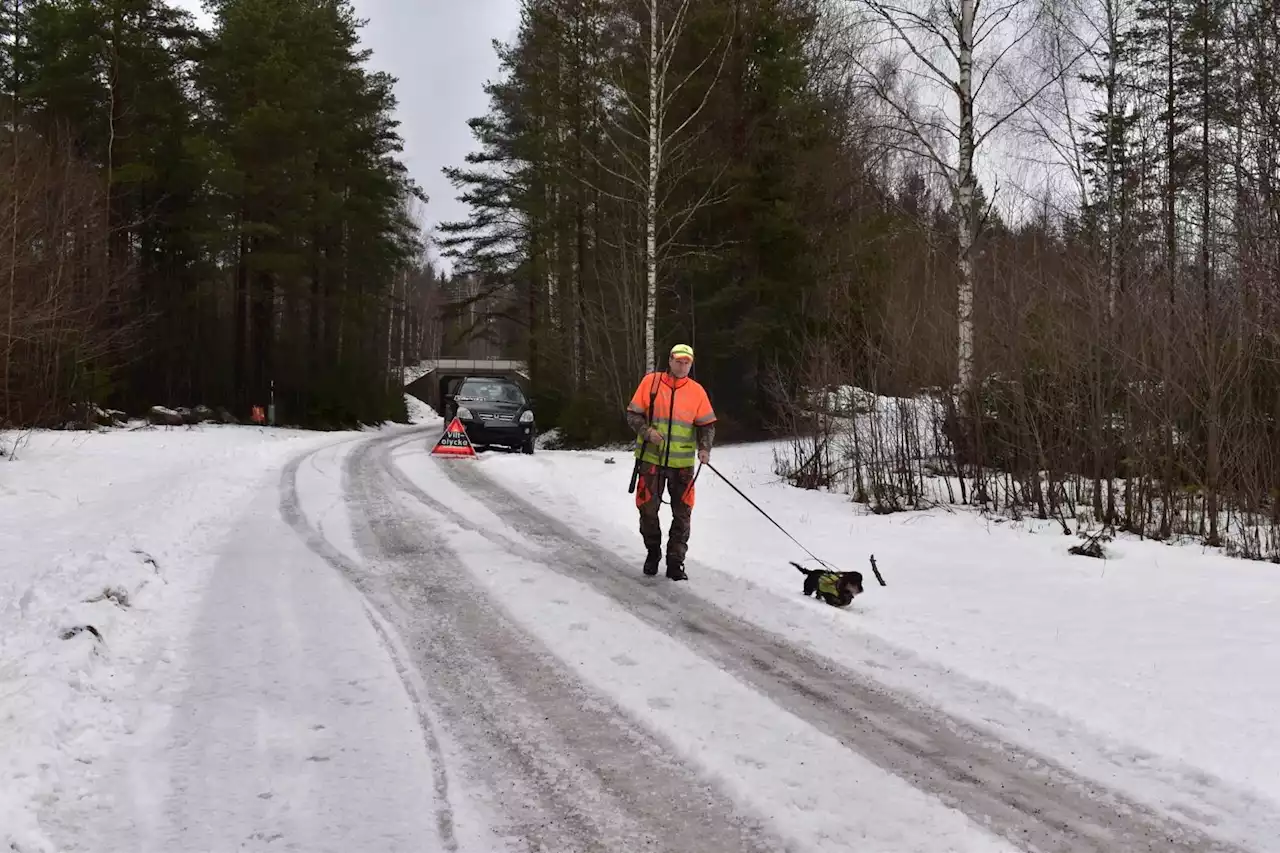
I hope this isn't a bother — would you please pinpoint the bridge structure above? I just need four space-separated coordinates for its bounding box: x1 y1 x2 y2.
404 358 530 416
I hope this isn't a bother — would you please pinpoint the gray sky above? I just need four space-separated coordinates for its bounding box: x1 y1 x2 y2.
173 0 522 271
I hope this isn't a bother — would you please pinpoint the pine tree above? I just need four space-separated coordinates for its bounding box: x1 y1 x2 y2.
688 0 836 434
442 0 886 439
3 0 428 427
201 0 421 424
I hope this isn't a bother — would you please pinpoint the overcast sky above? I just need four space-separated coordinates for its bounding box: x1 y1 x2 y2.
173 0 522 270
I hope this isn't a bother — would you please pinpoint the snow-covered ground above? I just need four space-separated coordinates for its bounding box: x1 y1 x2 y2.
478 441 1280 846
0 424 347 850
404 392 439 425
3 412 1277 852
388 443 1022 852
401 360 434 387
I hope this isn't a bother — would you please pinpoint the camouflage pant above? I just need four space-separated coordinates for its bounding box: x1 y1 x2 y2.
636 464 697 564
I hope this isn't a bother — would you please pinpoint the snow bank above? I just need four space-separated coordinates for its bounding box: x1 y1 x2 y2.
797 385 1275 559
533 426 562 449
403 393 439 425
0 545 163 851
810 385 948 451
476 441 1280 848
402 360 433 387
0 425 342 852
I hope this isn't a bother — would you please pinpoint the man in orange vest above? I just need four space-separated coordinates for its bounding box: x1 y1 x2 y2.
624 343 716 580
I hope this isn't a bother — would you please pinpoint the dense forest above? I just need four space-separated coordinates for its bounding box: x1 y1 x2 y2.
440 0 1280 559
0 0 451 428
4 0 1280 559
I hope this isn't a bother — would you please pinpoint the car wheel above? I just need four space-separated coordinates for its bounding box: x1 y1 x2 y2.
522 435 535 455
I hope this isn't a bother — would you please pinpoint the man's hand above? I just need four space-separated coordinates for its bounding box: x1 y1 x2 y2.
644 427 665 445
698 449 710 465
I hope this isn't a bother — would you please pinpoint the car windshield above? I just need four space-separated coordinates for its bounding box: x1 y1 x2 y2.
456 380 525 405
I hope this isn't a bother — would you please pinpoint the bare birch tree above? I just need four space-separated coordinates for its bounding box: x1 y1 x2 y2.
850 0 1088 402
3 0 21 425
602 0 729 372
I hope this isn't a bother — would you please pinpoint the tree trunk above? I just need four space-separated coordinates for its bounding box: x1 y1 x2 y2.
1160 0 1177 539
1201 18 1219 545
956 0 982 500
644 0 660 372
573 10 587 391
234 223 249 413
4 0 17 423
1105 0 1119 321
251 263 274 413
956 0 976 395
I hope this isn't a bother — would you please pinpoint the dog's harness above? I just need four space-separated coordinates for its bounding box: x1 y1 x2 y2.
816 573 842 599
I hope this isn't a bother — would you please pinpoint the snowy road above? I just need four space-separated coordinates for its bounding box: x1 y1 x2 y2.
11 423 1264 852
281 427 1246 853
283 433 784 852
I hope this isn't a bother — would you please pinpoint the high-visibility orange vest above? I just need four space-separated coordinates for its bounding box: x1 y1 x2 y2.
627 372 716 468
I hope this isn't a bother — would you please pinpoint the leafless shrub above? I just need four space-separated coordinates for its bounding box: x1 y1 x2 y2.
1 117 138 427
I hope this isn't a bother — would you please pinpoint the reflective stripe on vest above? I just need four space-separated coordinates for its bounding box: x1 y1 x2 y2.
635 424 697 467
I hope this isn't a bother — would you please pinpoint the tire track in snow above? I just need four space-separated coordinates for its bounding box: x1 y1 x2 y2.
384 432 1251 853
286 430 787 853
279 439 460 853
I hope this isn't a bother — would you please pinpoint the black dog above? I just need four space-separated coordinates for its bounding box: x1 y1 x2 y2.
791 562 864 607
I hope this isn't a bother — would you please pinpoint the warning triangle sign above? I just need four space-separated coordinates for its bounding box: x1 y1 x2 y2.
431 416 477 458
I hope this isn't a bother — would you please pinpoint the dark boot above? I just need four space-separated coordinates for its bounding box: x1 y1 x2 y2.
665 561 688 581
643 548 661 576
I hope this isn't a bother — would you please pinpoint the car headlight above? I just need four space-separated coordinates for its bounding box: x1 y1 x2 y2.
456 406 473 420
519 410 534 424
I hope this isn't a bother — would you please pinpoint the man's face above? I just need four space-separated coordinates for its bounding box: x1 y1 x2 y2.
669 356 692 378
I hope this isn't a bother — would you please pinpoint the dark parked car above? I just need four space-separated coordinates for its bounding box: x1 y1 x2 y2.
444 376 536 454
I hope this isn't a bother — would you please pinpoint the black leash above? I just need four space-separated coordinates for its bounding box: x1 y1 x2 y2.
624 374 880 582
704 461 837 571
705 461 886 585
